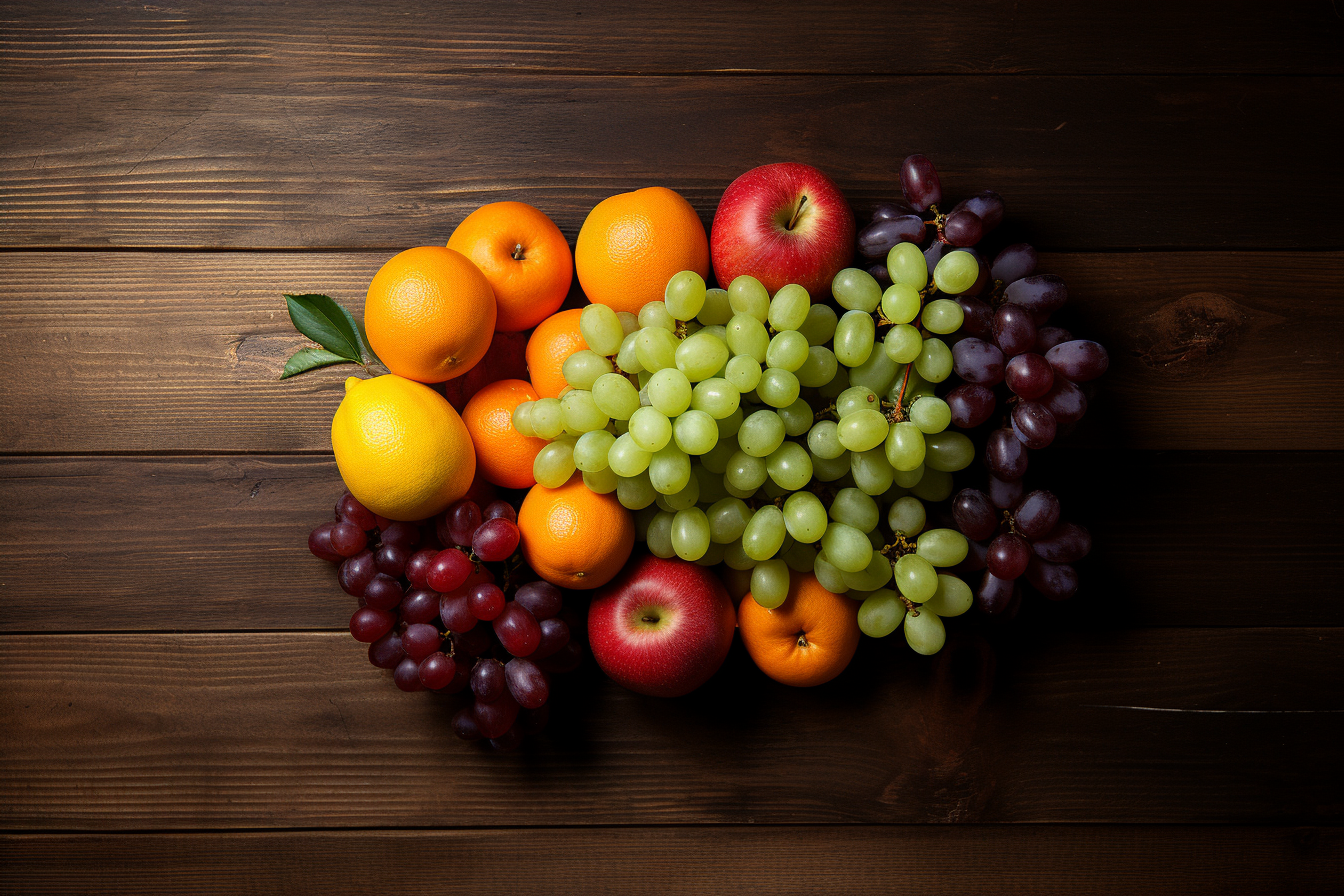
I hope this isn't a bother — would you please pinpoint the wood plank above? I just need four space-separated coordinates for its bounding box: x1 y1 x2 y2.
1 252 1339 453
4 0 1339 78
1 452 1339 631
1 76 1340 250
1 629 1340 827
1 827 1340 896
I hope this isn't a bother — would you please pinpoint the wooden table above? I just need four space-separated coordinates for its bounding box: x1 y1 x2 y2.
2 2 1341 892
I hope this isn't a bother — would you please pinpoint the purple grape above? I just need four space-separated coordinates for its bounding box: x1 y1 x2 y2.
399 588 441 625
531 617 572 661
393 656 424 692
1012 401 1057 449
900 154 942 211
514 580 564 621
946 383 997 429
404 548 437 590
924 240 951 277
494 603 542 657
483 500 517 524
452 707 483 741
374 543 409 578
1004 274 1068 316
308 523 344 563
473 518 520 562
958 538 988 574
471 658 506 702
1045 340 1109 382
367 631 405 669
1004 353 1054 399
966 248 992 296
362 573 404 611
952 337 1006 385
474 694 519 739
872 199 919 221
1013 490 1061 541
439 593 478 633
505 658 550 710
338 550 377 597
1035 326 1074 354
976 571 1018 615
336 493 377 530
992 304 1038 357
867 263 891 286
418 652 457 690
942 209 983 247
985 429 1028 480
330 521 368 558
987 533 1032 579
952 488 999 541
953 191 1005 232
858 216 926 258
956 296 994 339
990 243 1038 285
402 623 442 662
349 606 394 643
468 583 506 621
442 500 482 547
1025 556 1079 600
1033 522 1092 563
378 521 421 551
1042 378 1088 424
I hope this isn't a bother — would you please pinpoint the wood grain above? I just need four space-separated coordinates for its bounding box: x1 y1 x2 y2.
4 0 1339 77
0 453 1339 631
1 629 1341 828
1 251 1338 453
1 827 1340 895
1 76 1340 250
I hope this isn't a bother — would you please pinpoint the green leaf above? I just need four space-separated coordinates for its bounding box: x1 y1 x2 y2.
280 347 351 379
285 294 363 361
356 317 383 367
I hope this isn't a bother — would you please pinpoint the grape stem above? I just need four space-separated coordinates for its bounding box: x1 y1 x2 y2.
900 595 920 616
813 402 838 422
879 533 918 559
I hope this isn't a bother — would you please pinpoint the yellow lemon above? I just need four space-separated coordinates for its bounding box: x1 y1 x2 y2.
330 375 476 521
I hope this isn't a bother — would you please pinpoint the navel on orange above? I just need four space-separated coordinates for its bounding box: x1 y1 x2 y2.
738 572 861 687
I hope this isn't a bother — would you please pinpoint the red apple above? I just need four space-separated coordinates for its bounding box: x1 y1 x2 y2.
710 162 856 298
588 554 736 698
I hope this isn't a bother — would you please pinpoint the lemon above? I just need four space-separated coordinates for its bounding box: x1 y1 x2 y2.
331 375 476 521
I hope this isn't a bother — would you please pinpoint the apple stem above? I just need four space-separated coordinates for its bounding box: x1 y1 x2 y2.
512 243 525 261
786 195 808 231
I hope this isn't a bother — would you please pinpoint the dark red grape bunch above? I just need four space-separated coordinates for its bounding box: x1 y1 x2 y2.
308 491 584 752
950 482 1091 618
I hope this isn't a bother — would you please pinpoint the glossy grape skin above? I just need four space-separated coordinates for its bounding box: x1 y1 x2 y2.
976 571 1018 615
1033 522 1092 563
952 488 999 541
1004 274 1068 316
1013 490 1061 541
1012 401 1057 449
916 528 969 567
942 209 983 247
1045 340 1110 382
900 154 942 211
946 383 997 429
473 518 520 562
952 337 1005 385
886 242 928 291
992 304 1038 357
494 603 542 657
903 608 946 655
954 190 1005 231
872 199 920 220
338 551 377 597
393 657 425 692
858 216 926 257
987 533 1032 579
1025 556 1079 600
798 303 839 346
336 492 378 530
926 575 973 618
1042 377 1088 424
505 658 550 709
924 431 975 472
887 495 926 537
990 243 1037 284
362 573 404 611
308 523 343 563
742 505 787 561
417 653 457 690
1035 326 1074 354
400 588 441 625
532 617 571 661
349 606 395 643
956 296 994 340
834 310 876 367
894 553 938 602
1005 352 1054 399
987 474 1025 510
821 522 873 573
985 428 1029 480
932 251 979 295
858 589 905 637
367 631 405 670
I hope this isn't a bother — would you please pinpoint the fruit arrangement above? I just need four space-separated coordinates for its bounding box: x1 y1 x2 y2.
291 155 1105 750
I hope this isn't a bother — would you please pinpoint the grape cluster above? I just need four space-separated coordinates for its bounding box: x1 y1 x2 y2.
308 491 583 752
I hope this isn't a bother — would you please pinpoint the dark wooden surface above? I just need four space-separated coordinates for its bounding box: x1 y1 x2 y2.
1 1 1341 892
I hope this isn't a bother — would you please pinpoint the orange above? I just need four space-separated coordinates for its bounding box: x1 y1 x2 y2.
364 246 497 383
525 308 587 398
574 186 710 314
738 572 861 687
447 201 574 333
517 476 634 590
462 379 546 490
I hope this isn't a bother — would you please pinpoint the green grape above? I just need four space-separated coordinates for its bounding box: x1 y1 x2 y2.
638 301 676 332
904 607 945 655
916 528 969 567
742 505 787 561
511 400 536 437
813 555 849 595
880 283 922 324
637 370 654 393
728 274 770 321
843 550 894 592
707 496 752 543
885 421 926 472
573 429 615 472
781 491 827 543
695 541 727 567
914 337 953 383
883 324 923 364
699 323 727 342
820 521 872 573
782 540 818 573
648 443 691 494
837 408 889 453
757 367 801 408
833 310 876 367
530 397 564 440
796 345 839 388
893 553 938 602
886 241 928 291
725 313 769 362
671 507 711 561
920 298 964 335
926 575 972 617
858 589 905 638
832 267 882 312
580 304 625 356
836 385 879 418
750 559 791 609
644 367 693 417
582 467 618 494
722 538 754 571
657 474 700 512
615 470 658 509
932 250 979 295
690 377 740 420
634 505 659 541
910 396 951 434
766 441 813 490
887 495 926 536
737 409 786 457
694 464 727 504
892 463 924 489
562 350 615 391
608 432 652 477
646 511 676 559
923 431 974 472
889 365 935 403
812 450 851 482
561 389 609 433
807 419 844 459
628 406 672 452
761 480 788 500
592 372 641 420
723 480 755 499
765 330 809 372
829 487 879 532
698 287 732 326
672 409 718 455
618 311 640 336
615 331 643 374
778 398 813 437
675 331 730 382
533 438 577 488
685 319 704 338
817 366 851 400
768 283 811 331
847 342 901 394
635 326 679 372
911 468 953 502
717 406 745 438
725 354 762 393
700 437 738 474
798 303 839 346
664 270 707 321
725 449 769 491
850 447 895 495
